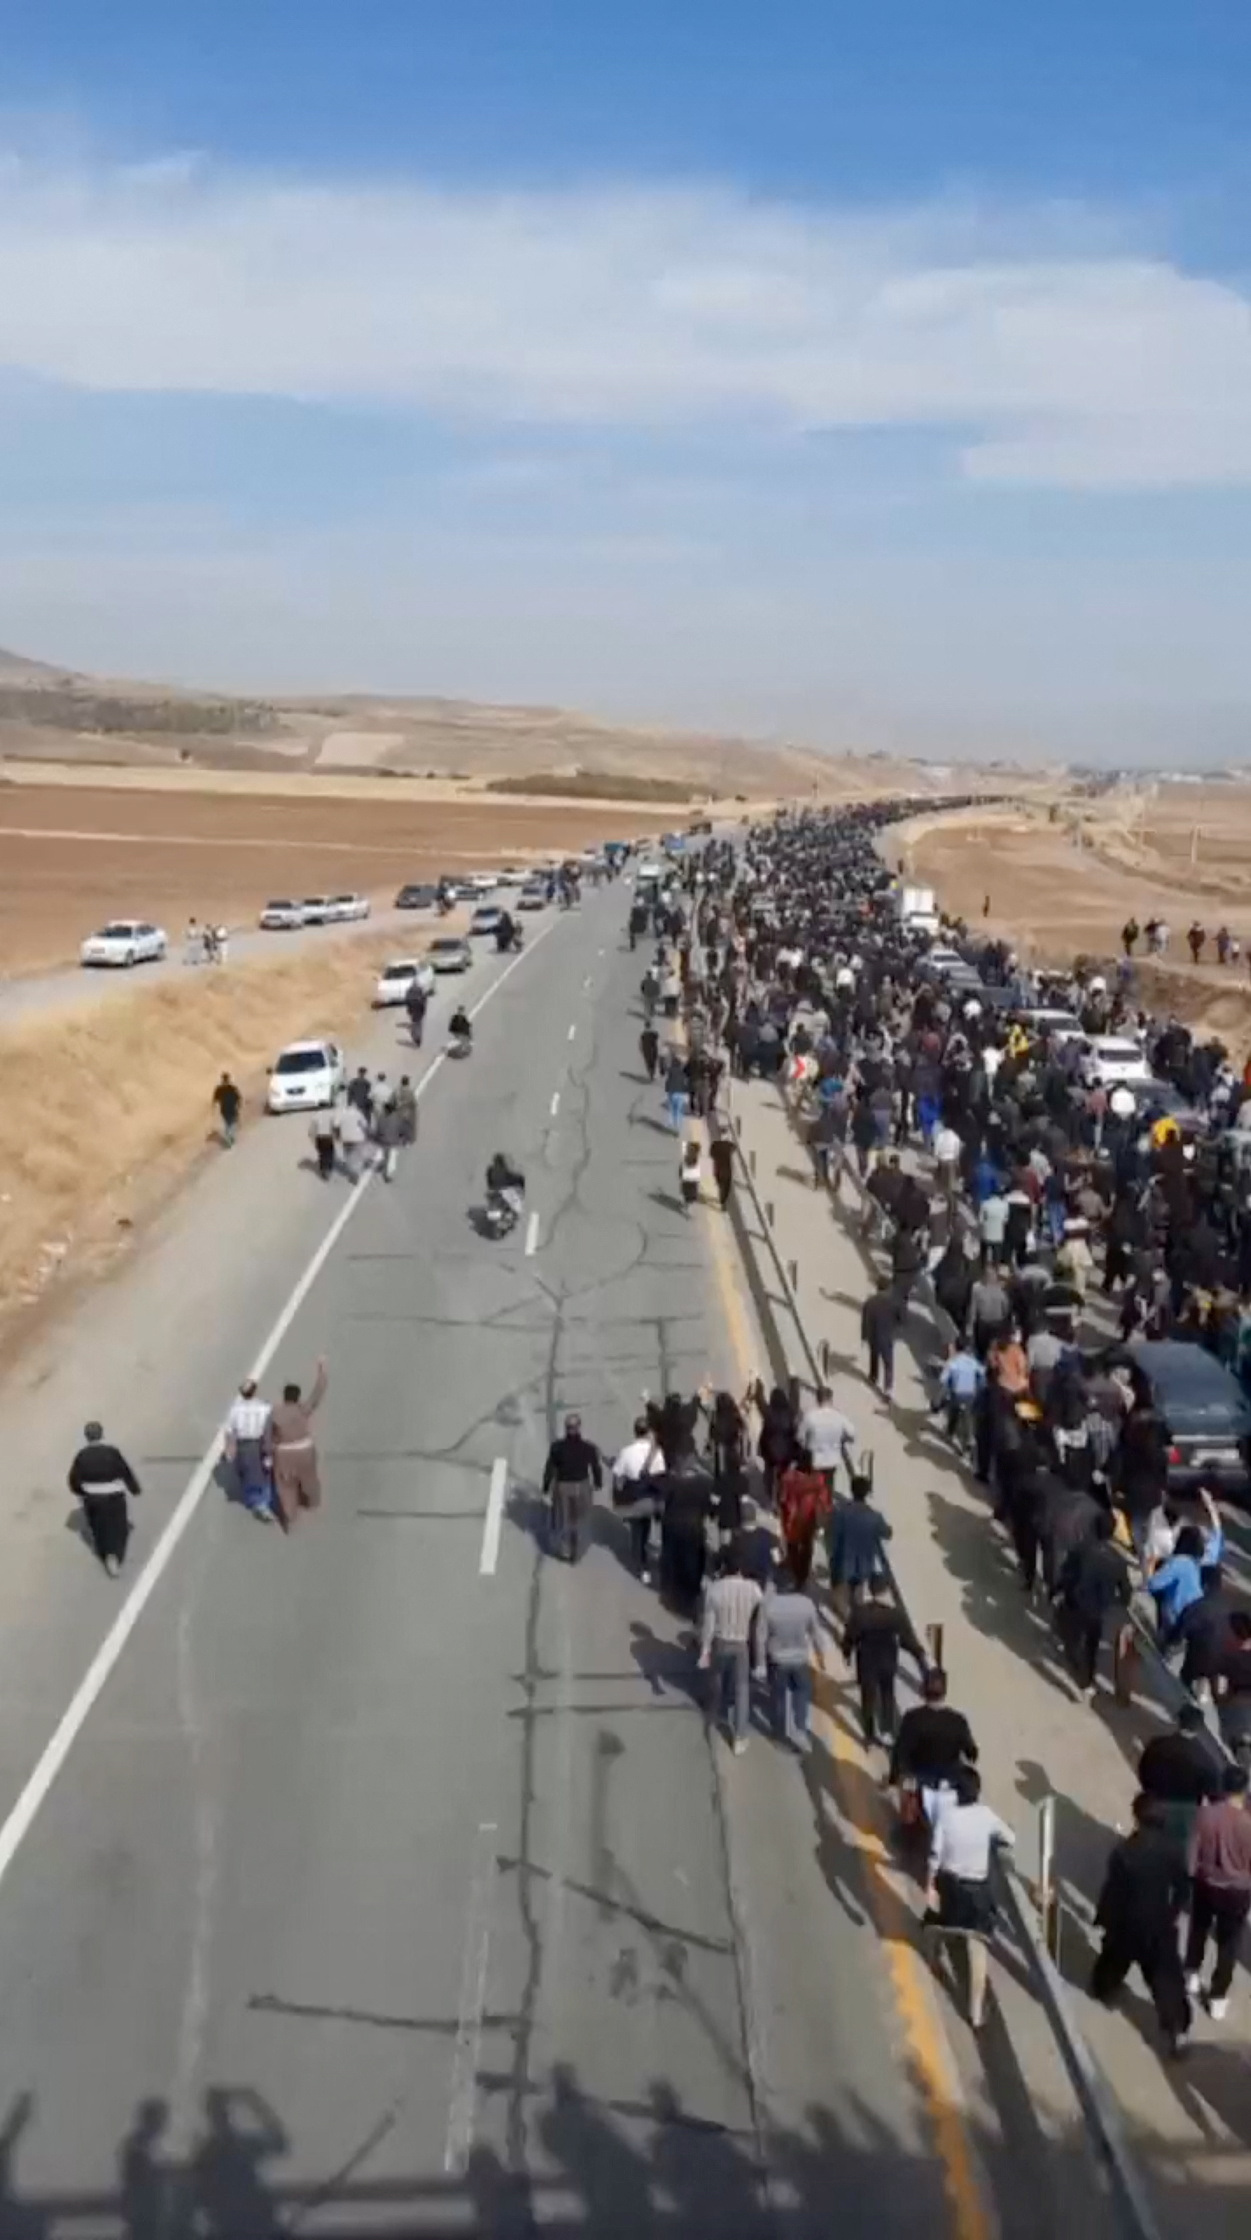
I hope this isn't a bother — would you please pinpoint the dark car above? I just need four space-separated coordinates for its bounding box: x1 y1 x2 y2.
395 883 438 910
1129 1339 1251 1501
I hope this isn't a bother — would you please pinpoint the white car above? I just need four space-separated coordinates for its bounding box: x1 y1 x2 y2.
301 897 332 924
518 882 548 911
259 898 307 930
1085 1036 1155 1089
266 1037 345 1113
429 935 473 973
325 893 371 923
373 957 436 1008
80 919 167 968
495 867 528 887
466 871 498 895
470 905 505 937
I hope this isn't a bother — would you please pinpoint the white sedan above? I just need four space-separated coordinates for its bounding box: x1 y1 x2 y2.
429 935 473 973
266 1038 345 1113
1085 1036 1155 1089
325 893 371 923
259 898 307 930
80 919 167 968
373 957 437 1008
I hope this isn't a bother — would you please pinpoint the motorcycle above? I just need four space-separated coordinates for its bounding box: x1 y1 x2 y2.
448 1032 473 1060
485 1183 524 1238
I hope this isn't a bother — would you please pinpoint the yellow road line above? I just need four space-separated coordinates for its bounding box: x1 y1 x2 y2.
691 1078 994 2240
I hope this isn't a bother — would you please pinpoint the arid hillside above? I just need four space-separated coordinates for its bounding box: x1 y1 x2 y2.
0 643 999 801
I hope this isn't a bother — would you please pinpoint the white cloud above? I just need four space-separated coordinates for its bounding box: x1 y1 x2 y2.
0 154 1249 486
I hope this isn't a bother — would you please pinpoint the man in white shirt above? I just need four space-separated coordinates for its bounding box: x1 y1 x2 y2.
799 1385 857 1493
612 1417 665 1579
224 1379 274 1522
933 1121 963 1202
978 1189 1009 1264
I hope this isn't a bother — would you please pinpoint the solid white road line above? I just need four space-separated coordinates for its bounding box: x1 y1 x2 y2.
479 1458 508 1578
567 1021 577 1041
443 1819 499 2172
0 916 559 1900
524 1210 540 1258
549 1090 561 1118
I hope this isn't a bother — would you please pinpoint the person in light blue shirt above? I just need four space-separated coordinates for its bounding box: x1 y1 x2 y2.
1149 1515 1225 1647
936 1342 985 1444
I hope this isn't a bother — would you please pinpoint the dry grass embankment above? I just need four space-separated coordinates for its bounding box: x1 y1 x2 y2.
0 932 407 1324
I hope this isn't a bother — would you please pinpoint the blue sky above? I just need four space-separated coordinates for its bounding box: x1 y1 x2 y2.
0 0 1249 761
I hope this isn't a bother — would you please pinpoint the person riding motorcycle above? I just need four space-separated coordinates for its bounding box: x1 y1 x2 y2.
485 1151 525 1231
449 1004 472 1051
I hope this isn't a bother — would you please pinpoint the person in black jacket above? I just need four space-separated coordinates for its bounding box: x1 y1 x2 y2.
68 1421 141 1576
1054 1511 1130 1699
1091 1794 1192 2055
844 1576 926 1746
543 1415 603 1563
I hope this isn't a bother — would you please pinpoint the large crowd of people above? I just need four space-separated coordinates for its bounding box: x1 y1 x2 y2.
590 804 1251 2056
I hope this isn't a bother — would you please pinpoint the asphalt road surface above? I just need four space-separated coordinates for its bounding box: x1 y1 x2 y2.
0 885 984 2239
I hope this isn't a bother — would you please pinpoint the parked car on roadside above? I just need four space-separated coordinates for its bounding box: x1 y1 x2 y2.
325 893 371 922
373 957 436 1008
260 899 307 930
80 919 167 968
301 897 332 925
429 935 473 973
395 882 439 910
1128 1339 1251 1502
518 882 548 911
469 905 505 938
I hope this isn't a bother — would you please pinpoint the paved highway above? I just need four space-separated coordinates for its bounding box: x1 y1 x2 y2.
0 883 990 2239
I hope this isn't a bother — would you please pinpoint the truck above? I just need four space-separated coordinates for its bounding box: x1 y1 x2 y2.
897 883 941 936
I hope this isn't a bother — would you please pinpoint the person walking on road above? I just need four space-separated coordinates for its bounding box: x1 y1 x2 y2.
269 1358 329 1528
798 1385 856 1497
1054 1511 1130 1701
375 1095 404 1183
699 1542 764 1755
337 1098 369 1182
543 1413 604 1564
678 1137 703 1211
394 1075 418 1146
762 1564 821 1752
923 1765 1014 2028
405 980 428 1047
844 1574 926 1748
860 1275 899 1397
664 1050 691 1134
212 1071 242 1148
828 1469 892 1606
709 1127 736 1212
224 1379 274 1522
1183 1766 1251 2022
1091 1794 1193 2056
639 1022 660 1082
612 1416 664 1580
777 1451 830 1587
309 1105 339 1180
68 1422 142 1576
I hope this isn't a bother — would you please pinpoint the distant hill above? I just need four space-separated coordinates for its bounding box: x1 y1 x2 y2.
0 642 977 801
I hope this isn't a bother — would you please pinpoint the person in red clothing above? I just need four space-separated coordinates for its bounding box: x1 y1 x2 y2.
777 1452 831 1587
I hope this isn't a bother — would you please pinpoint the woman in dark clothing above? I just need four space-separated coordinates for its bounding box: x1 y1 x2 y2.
649 1390 703 1467
933 1235 976 1341
659 1458 714 1609
756 1385 797 1509
708 1391 748 1536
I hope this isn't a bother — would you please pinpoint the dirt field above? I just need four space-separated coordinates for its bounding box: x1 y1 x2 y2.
0 929 418 1338
0 782 683 974
894 800 1251 1052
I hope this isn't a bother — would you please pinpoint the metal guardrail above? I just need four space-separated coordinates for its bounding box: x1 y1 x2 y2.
724 1084 1165 2240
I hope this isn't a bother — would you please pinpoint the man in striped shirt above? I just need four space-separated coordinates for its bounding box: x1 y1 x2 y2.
698 1543 764 1754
